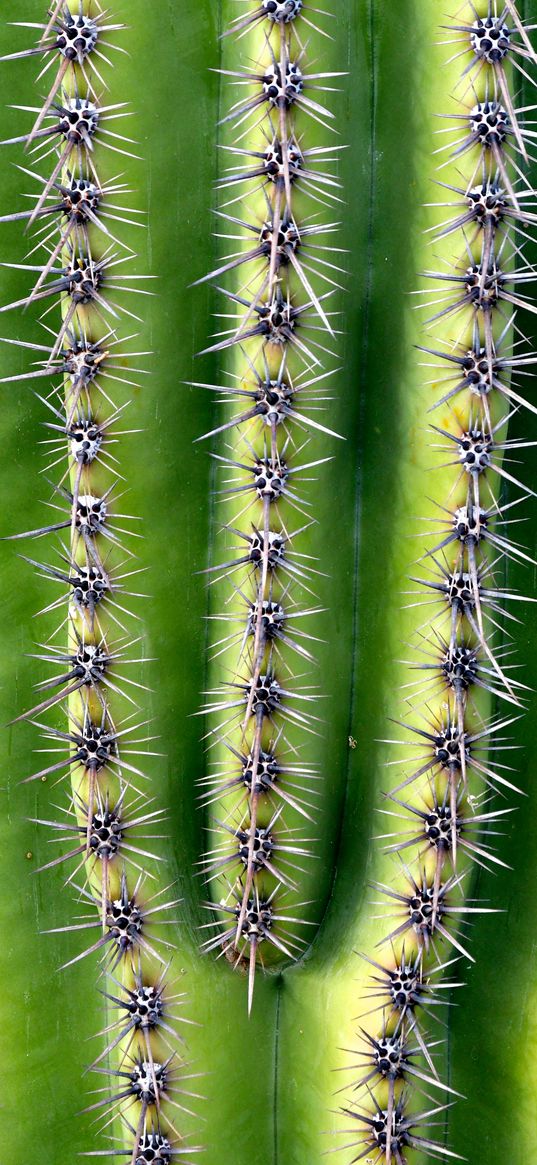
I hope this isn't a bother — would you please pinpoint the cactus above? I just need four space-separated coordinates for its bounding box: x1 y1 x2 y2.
1 3 537 1165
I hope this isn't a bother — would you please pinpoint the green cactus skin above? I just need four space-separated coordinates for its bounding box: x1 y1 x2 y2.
196 1 358 1009
1 3 537 1165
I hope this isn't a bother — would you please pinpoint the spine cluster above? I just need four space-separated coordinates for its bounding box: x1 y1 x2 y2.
0 5 191 1162
195 0 344 1010
339 4 537 1162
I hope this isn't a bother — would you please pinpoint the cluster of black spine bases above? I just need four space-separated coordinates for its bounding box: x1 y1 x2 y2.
336 4 537 1164
194 0 345 1011
0 4 194 1162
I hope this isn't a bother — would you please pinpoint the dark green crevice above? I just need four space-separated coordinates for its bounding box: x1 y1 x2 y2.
312 0 378 950
302 0 427 967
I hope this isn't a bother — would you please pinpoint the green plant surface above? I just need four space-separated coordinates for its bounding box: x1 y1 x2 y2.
0 2 536 1165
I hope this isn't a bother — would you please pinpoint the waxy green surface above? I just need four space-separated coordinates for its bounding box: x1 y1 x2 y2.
0 2 536 1163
